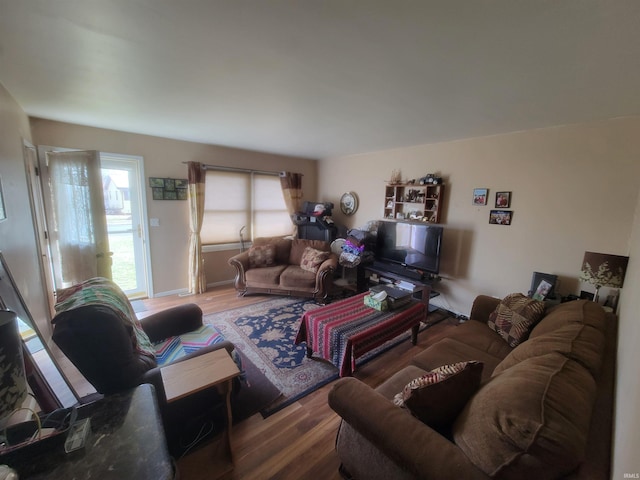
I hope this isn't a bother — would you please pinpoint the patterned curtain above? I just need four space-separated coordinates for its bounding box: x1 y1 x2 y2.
279 171 303 236
187 162 207 294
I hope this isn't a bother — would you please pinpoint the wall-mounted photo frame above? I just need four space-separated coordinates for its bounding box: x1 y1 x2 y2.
495 191 511 208
473 188 488 205
149 177 165 188
489 210 513 225
149 177 188 200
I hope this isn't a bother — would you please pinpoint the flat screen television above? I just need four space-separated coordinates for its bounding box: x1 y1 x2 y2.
375 220 443 275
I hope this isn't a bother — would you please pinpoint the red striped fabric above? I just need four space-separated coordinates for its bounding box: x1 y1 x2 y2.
295 292 426 376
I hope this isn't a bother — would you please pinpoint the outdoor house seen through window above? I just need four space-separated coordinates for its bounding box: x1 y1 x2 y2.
201 170 292 246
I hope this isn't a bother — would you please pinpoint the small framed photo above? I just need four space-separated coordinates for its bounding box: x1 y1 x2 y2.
495 191 511 208
177 189 188 200
489 210 513 225
473 188 488 205
152 187 164 200
175 179 188 189
164 178 176 191
163 190 178 200
149 177 165 188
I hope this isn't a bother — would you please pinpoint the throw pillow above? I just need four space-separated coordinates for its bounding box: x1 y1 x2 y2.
393 361 483 429
488 293 546 347
248 244 276 268
300 246 330 273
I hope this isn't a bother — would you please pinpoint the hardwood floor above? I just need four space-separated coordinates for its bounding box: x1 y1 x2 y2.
56 285 460 480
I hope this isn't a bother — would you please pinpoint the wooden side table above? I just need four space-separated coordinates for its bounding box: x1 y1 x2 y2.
161 349 240 466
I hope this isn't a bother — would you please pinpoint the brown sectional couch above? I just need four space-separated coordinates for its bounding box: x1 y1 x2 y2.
228 237 338 303
328 295 616 479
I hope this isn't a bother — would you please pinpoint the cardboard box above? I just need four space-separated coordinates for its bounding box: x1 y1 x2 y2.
364 294 388 311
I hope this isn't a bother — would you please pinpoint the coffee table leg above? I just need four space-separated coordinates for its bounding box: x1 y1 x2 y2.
411 324 419 345
306 346 313 358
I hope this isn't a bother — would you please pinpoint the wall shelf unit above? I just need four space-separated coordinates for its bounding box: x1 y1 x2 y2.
384 183 444 223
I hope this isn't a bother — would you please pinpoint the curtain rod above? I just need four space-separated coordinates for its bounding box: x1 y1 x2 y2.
182 162 302 177
180 162 273 175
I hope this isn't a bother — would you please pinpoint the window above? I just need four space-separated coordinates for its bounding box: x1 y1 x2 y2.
201 170 292 245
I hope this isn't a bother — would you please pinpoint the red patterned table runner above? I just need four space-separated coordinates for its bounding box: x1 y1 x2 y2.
295 292 426 377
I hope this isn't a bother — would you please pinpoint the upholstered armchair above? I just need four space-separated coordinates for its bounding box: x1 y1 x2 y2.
51 277 236 455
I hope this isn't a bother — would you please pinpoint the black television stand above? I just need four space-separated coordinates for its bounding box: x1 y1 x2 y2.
366 263 440 308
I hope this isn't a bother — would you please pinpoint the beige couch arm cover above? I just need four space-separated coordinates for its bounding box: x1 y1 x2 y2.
328 377 489 480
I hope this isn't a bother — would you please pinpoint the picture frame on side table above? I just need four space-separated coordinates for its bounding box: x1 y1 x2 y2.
473 188 488 205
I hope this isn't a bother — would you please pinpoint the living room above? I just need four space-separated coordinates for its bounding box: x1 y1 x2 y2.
1 2 640 478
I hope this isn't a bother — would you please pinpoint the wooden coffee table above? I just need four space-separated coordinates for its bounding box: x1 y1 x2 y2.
161 348 240 465
295 292 426 377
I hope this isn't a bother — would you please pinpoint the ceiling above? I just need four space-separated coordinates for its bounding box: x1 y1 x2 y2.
1 1 639 160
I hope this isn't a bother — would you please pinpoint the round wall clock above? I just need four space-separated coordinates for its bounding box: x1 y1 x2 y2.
340 191 358 215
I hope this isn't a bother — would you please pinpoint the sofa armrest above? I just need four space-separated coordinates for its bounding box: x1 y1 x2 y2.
140 303 203 343
469 295 500 324
228 251 251 291
328 377 489 480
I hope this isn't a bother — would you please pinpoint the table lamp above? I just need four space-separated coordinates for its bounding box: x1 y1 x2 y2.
579 251 629 303
0 309 28 431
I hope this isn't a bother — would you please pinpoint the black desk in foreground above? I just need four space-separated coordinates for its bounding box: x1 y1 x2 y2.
3 384 174 480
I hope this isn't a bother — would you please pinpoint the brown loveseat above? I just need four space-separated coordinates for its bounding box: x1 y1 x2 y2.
328 295 615 479
228 237 338 303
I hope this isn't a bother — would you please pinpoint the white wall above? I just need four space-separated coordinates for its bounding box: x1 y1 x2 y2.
0 82 53 339
613 189 640 478
319 117 640 315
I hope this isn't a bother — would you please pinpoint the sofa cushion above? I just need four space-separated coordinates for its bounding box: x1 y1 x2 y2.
300 246 330 273
289 239 330 265
488 293 546 347
248 244 276 268
426 319 514 361
412 338 505 383
279 265 317 289
245 265 288 287
494 300 606 377
393 361 483 429
453 353 597 479
253 236 292 264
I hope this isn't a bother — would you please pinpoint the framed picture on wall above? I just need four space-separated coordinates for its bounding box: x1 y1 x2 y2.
495 191 511 208
473 188 488 205
489 210 513 225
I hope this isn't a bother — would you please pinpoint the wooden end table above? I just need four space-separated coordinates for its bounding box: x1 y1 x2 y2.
161 348 240 465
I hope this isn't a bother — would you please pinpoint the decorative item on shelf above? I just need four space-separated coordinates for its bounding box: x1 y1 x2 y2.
419 174 443 185
579 251 629 303
389 169 402 185
473 188 488 206
495 191 511 208
149 177 188 200
340 192 358 215
489 210 513 225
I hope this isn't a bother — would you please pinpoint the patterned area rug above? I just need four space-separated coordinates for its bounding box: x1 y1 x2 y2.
204 296 446 416
205 297 331 416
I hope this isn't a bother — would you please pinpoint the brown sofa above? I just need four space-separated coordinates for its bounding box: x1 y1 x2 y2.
328 296 616 480
228 237 338 303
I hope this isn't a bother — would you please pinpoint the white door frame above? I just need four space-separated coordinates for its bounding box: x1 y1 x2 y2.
100 152 154 298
